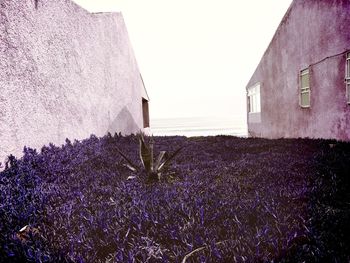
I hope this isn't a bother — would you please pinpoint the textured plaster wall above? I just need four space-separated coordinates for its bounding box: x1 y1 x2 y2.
0 0 147 163
246 0 350 141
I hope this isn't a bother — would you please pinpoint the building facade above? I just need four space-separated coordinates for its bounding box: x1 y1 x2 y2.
0 0 149 163
246 0 350 141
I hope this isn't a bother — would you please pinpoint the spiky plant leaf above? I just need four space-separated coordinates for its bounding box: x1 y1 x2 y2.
123 164 137 172
149 136 154 173
154 151 166 172
158 146 184 172
139 133 152 173
116 147 138 172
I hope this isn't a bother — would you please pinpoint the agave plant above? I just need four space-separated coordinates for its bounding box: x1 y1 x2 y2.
116 133 183 182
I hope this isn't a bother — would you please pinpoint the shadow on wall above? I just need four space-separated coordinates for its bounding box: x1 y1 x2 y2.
108 106 139 135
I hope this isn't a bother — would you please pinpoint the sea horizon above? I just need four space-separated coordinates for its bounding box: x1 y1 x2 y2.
150 116 248 137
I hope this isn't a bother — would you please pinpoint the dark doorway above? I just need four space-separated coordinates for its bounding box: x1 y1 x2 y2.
142 98 150 128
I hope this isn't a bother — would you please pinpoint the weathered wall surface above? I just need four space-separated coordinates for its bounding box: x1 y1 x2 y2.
0 0 147 163
246 0 350 141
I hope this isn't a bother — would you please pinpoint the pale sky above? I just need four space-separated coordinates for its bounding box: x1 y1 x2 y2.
72 0 292 120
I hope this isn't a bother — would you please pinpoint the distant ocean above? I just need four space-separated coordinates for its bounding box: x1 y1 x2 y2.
150 116 248 137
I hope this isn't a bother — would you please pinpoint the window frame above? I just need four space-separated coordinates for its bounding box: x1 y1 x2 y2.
299 68 311 108
247 83 261 113
346 52 350 104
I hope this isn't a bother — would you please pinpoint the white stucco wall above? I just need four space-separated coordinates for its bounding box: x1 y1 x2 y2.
0 0 147 164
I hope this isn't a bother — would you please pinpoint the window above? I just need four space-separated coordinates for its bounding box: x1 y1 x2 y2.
300 68 310 107
346 52 350 104
248 83 261 113
142 98 150 128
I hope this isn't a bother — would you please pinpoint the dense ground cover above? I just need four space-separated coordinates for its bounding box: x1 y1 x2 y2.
0 134 349 262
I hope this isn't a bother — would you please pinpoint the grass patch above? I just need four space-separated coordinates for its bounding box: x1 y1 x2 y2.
0 134 349 262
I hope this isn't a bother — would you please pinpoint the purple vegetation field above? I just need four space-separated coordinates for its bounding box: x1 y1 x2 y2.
0 134 349 262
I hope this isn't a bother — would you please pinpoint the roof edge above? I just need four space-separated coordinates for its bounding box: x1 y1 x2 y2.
69 0 121 17
245 0 295 88
140 74 150 101
91 11 122 16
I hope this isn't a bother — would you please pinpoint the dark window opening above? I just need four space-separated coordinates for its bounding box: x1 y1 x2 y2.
247 96 251 113
34 0 39 9
142 98 150 128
